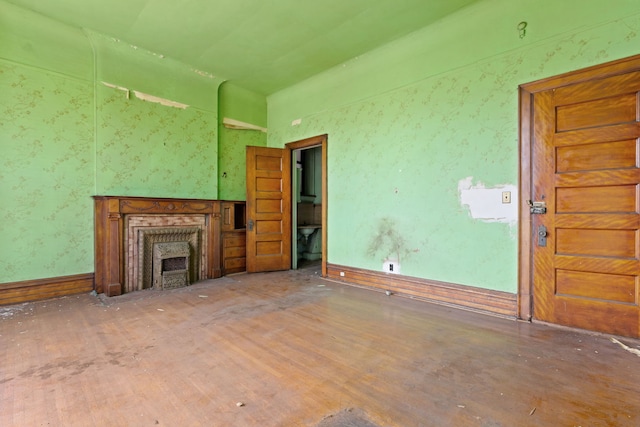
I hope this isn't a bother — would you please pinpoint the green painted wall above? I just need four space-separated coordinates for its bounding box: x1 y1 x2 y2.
0 62 94 282
0 2 222 283
2 0 639 293
91 33 222 198
267 0 640 293
217 82 267 201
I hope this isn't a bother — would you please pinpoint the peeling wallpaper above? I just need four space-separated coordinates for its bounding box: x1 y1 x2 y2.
0 63 94 282
268 8 640 293
96 86 218 198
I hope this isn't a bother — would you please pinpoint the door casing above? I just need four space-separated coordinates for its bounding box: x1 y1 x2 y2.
518 53 640 321
286 134 328 277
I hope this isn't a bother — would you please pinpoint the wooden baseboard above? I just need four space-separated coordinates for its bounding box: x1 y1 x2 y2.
326 264 517 318
0 273 94 306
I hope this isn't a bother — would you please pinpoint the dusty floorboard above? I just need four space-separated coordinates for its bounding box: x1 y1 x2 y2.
1 266 639 426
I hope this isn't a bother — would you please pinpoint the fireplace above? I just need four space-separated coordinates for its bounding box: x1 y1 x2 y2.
93 196 223 296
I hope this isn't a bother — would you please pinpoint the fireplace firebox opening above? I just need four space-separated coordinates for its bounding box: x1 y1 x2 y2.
153 242 191 290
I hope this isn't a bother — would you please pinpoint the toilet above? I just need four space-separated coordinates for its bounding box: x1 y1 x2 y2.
303 227 322 261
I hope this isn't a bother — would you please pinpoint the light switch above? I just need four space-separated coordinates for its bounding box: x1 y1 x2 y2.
502 191 511 204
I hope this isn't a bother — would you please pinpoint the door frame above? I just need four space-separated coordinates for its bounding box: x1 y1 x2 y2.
286 134 328 277
518 54 640 321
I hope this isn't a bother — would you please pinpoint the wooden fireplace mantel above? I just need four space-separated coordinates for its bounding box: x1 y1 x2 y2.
93 196 222 296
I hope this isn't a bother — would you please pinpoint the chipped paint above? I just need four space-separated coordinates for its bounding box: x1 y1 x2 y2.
101 81 128 92
192 69 216 79
133 91 188 109
101 82 189 109
0 303 28 318
458 177 517 225
128 45 163 60
611 337 640 357
223 117 267 133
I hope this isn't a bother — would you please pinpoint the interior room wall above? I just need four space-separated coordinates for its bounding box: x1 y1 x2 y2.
0 1 222 284
90 31 222 198
266 0 640 293
217 82 267 201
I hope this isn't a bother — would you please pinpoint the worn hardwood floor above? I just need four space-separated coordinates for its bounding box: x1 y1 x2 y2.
2 265 639 426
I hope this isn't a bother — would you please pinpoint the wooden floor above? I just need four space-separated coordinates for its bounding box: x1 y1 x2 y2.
2 265 640 427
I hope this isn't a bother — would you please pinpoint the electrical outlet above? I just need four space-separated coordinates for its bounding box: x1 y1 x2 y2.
339 271 345 277
502 191 511 204
383 259 400 274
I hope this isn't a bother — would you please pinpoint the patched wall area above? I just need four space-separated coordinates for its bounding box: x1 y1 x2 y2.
458 177 517 227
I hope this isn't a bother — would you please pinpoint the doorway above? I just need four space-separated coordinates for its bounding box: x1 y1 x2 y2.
519 54 640 338
287 135 328 276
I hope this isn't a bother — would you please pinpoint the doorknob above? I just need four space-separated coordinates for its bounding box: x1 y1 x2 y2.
537 225 547 247
247 219 254 231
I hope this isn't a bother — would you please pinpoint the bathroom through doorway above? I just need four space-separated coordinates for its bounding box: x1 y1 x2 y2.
287 135 327 273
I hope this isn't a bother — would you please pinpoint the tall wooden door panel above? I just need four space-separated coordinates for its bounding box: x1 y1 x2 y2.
245 146 291 273
532 70 640 337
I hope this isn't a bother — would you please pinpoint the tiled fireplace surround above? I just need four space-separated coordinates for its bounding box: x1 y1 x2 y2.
94 196 223 296
125 216 205 293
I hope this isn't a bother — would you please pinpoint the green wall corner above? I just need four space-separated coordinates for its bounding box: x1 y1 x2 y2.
217 82 267 201
0 4 223 283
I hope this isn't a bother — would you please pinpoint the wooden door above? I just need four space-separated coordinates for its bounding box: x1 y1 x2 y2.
530 70 640 338
245 146 292 273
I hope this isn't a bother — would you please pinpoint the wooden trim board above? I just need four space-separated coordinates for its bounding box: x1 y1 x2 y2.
0 273 94 306
327 264 517 318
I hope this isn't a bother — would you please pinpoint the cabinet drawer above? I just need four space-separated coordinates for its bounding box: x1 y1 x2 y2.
224 246 246 258
224 257 246 270
223 235 246 248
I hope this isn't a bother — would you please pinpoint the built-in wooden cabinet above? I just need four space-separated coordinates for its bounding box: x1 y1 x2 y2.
221 201 247 275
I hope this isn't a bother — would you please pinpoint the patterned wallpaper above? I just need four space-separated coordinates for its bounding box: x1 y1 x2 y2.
217 126 266 201
2 1 638 291
96 86 218 199
0 62 94 282
1 61 220 284
268 14 640 293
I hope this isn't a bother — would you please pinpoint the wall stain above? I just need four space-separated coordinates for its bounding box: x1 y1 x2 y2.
366 217 414 264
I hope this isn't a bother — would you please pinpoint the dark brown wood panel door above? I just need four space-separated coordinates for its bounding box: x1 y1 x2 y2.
246 146 292 273
532 71 640 338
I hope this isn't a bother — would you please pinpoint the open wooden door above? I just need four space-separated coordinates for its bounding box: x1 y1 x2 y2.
245 146 292 273
521 57 640 338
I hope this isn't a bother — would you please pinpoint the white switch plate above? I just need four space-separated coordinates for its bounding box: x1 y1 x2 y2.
502 191 511 204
